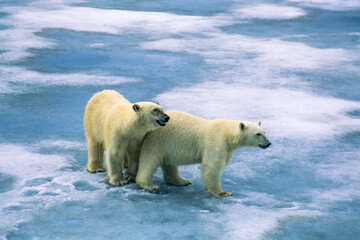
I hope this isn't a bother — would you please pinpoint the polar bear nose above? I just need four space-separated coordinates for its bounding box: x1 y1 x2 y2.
164 115 170 122
267 142 271 147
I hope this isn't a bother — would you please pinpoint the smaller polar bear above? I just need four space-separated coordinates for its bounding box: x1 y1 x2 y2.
136 111 271 198
84 90 169 186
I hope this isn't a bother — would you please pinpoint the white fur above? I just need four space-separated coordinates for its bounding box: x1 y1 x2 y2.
84 90 166 186
136 110 270 198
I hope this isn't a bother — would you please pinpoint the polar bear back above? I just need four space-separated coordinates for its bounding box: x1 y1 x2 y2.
139 110 240 166
84 90 130 143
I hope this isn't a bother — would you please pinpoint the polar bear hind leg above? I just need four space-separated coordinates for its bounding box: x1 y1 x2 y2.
125 146 140 182
86 138 105 173
161 164 191 186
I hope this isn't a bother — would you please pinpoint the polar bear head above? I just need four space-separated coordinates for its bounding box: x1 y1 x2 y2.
240 121 271 149
132 102 170 128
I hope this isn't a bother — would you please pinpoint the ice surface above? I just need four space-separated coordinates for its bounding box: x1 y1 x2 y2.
141 33 358 71
0 0 360 239
232 4 307 20
0 143 108 236
36 140 86 151
2 6 225 35
215 201 319 240
0 4 231 62
0 66 138 93
0 29 54 63
155 82 360 140
0 142 321 239
287 0 360 11
0 144 68 232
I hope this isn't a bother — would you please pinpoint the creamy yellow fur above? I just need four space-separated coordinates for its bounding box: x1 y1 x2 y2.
136 110 271 198
84 90 168 186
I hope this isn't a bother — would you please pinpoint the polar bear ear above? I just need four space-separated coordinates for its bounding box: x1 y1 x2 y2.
240 122 245 131
256 121 261 126
133 104 141 112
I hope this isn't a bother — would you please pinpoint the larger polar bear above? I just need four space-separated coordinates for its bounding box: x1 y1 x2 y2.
84 90 169 186
136 110 271 198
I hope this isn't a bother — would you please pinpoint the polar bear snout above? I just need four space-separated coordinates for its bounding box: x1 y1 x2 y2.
259 141 271 149
156 114 170 126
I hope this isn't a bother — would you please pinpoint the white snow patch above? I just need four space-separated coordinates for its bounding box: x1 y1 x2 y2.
287 0 360 11
0 144 68 180
1 7 226 35
0 144 105 234
233 4 306 20
0 29 55 62
30 0 86 8
309 186 360 206
0 5 230 62
155 82 360 140
0 66 138 93
206 200 318 240
317 159 360 183
141 33 356 70
88 43 113 48
308 153 360 206
36 140 86 151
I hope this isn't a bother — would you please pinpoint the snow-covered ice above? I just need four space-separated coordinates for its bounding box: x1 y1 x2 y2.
0 0 359 239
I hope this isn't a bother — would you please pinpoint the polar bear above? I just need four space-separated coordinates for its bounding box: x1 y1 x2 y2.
136 110 271 198
84 90 169 186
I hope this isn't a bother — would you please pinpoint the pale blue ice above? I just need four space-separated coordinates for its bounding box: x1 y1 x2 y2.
0 0 360 239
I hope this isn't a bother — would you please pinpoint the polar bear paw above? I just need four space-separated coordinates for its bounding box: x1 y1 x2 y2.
166 177 192 186
218 191 233 198
138 182 160 192
109 178 129 186
125 170 136 182
86 166 105 173
206 189 233 198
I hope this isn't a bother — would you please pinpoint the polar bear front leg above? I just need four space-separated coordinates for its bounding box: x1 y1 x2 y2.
106 147 128 186
136 155 161 192
201 159 232 198
161 164 191 186
124 143 140 182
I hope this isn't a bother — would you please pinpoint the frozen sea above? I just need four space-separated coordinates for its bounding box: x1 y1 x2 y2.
0 0 360 239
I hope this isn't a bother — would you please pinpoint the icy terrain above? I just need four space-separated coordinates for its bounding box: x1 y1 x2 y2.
0 0 360 239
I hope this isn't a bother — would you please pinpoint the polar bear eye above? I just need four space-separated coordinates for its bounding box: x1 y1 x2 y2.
256 133 262 137
152 108 159 114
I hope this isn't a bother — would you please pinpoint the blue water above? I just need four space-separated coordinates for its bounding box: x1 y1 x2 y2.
0 0 360 239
